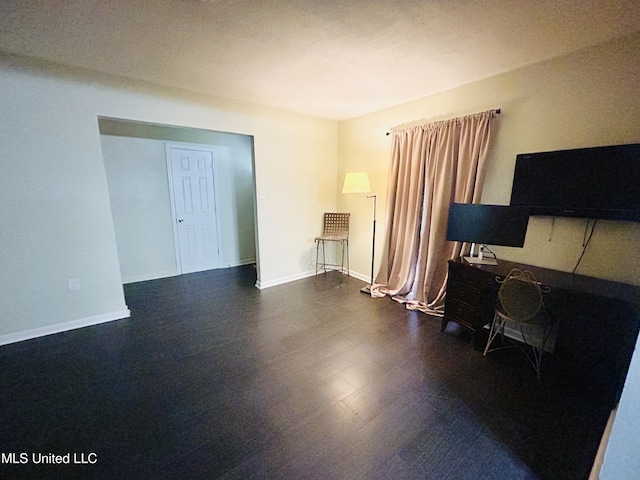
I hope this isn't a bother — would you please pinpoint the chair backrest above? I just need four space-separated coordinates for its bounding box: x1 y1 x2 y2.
497 269 544 323
322 212 350 238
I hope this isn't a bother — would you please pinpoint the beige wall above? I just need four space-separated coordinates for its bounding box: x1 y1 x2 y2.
338 32 640 286
338 33 640 478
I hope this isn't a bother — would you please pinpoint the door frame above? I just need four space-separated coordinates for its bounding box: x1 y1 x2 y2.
165 142 223 274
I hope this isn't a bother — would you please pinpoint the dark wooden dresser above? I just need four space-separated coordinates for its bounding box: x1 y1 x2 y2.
442 257 640 406
441 259 497 336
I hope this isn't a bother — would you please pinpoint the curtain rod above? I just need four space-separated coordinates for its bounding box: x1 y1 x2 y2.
385 108 501 136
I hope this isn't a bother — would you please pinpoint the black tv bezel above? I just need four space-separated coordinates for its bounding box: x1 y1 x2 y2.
509 143 640 222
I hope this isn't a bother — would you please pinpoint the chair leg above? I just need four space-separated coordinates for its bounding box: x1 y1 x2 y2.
341 239 348 275
484 313 504 356
322 241 326 274
314 240 320 280
315 240 327 277
315 239 350 278
531 346 543 380
485 314 555 380
528 323 554 379
345 239 349 276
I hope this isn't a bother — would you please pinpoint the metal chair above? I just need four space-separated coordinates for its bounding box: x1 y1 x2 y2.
314 213 350 279
483 268 556 379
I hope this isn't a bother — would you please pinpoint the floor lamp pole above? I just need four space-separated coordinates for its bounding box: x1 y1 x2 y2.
361 194 377 295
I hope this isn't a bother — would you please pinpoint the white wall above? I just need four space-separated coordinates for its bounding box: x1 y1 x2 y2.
0 61 128 342
101 136 178 283
600 332 640 478
101 131 256 284
0 52 338 341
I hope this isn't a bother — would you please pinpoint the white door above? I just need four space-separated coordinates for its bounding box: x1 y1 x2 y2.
167 146 221 274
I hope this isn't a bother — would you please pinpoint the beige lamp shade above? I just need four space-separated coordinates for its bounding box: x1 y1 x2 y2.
342 172 371 194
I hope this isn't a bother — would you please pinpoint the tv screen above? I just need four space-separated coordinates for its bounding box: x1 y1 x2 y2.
446 203 530 247
509 143 640 221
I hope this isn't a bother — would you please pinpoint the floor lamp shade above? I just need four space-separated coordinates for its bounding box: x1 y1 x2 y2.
342 172 371 194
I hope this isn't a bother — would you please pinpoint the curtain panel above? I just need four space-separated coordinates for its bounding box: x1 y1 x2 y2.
373 109 499 315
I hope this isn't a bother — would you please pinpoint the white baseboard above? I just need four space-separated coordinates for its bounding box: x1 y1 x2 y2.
348 270 369 283
123 272 177 285
256 269 369 289
0 309 131 346
236 258 257 267
123 261 257 285
256 270 316 289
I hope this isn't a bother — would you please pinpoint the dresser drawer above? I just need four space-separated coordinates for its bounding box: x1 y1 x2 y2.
477 271 499 289
448 260 480 287
444 299 476 331
447 280 478 307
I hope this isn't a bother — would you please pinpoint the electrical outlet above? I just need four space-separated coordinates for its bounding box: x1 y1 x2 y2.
67 278 80 291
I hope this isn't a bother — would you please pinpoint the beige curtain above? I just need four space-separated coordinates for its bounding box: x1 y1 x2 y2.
373 109 499 315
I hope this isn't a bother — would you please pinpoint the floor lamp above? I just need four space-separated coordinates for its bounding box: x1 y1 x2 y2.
342 172 376 295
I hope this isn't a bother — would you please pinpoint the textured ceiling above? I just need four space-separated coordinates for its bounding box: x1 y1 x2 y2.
1 0 639 120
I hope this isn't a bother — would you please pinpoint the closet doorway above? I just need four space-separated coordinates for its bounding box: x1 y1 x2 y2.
99 117 257 284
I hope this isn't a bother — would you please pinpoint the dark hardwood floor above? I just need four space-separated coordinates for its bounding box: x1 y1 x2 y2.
0 266 611 479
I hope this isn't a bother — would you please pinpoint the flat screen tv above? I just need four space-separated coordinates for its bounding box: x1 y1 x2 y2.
447 203 530 264
447 203 530 247
509 143 640 221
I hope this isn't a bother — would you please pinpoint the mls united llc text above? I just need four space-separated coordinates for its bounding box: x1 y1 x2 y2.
2 452 97 465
